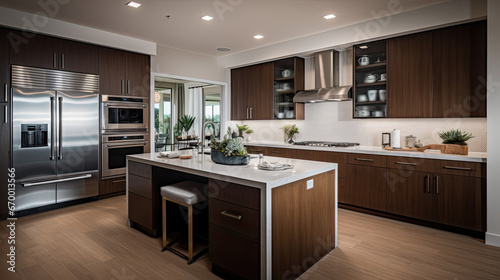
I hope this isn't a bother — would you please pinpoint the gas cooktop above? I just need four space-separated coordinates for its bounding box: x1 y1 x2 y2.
293 141 360 148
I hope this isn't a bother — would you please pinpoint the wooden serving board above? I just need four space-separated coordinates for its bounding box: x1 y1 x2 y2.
383 147 421 152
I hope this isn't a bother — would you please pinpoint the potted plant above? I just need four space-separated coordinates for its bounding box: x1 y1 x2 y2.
235 124 249 138
245 129 254 142
209 127 250 165
281 124 299 144
176 115 196 139
436 129 474 155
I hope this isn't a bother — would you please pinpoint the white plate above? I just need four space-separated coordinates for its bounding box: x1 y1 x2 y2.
257 163 294 171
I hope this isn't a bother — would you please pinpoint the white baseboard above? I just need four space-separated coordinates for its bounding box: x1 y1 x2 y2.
486 232 500 247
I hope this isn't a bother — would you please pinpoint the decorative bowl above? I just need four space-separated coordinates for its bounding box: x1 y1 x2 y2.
210 150 251 165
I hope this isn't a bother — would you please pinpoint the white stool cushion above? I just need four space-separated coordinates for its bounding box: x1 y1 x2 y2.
161 181 207 205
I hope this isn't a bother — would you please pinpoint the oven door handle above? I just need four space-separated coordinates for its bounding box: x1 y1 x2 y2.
102 103 146 109
104 142 148 148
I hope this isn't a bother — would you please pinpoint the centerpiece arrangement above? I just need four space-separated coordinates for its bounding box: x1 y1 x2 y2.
209 127 251 165
174 115 196 140
281 124 299 144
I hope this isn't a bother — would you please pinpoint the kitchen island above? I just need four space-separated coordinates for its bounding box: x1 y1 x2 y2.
126 153 338 280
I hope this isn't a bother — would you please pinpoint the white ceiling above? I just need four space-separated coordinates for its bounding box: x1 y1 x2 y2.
0 0 448 57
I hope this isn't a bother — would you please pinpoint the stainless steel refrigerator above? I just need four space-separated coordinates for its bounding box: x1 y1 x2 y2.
11 65 99 212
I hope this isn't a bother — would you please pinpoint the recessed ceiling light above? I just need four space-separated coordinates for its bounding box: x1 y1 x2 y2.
359 45 369 49
201 15 213 21
253 35 264 39
323 14 336 20
126 1 141 8
217 47 231 52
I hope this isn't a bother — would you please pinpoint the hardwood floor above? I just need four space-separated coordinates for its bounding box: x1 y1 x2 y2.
1 195 500 280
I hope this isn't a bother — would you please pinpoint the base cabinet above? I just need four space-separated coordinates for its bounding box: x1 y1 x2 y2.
387 169 485 231
346 164 387 212
99 177 126 196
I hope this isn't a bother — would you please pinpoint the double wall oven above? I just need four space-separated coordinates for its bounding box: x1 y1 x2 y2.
101 95 149 179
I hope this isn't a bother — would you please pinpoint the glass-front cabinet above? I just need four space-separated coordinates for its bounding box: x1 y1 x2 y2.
273 57 304 120
353 40 387 118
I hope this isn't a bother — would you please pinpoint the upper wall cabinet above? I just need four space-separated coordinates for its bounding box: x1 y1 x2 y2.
387 32 433 118
231 62 274 120
432 20 486 118
9 30 98 74
99 47 150 97
231 57 304 120
386 20 486 118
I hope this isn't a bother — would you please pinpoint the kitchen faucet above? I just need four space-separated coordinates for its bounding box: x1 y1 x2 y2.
200 121 215 154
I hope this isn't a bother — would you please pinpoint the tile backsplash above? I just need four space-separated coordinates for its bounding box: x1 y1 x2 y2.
239 102 487 152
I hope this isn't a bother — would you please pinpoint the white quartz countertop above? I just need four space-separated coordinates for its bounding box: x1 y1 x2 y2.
244 141 487 163
127 153 337 189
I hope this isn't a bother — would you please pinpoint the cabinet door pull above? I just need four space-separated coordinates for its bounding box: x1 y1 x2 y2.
221 211 242 221
61 53 65 69
3 105 7 124
112 179 126 184
355 158 374 162
425 175 430 193
443 166 472 171
53 52 57 68
246 108 249 119
250 107 253 119
121 80 124 94
435 176 439 194
396 162 417 166
4 83 7 102
127 80 130 94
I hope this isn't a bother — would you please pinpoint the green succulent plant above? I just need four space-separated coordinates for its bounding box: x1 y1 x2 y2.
209 126 248 157
438 129 474 145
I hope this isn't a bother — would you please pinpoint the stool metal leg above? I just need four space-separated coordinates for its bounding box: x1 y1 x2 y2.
162 197 167 248
188 205 193 263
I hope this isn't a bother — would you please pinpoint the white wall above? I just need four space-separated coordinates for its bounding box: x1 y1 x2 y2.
151 45 226 83
240 104 487 152
0 6 156 55
486 0 500 247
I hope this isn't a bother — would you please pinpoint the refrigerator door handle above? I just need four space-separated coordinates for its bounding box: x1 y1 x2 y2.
21 174 92 187
58 96 63 160
50 97 56 160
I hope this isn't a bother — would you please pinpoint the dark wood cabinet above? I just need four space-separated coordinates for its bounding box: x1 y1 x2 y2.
267 147 291 158
99 47 150 96
246 145 268 155
9 30 59 69
126 52 150 97
0 28 11 220
387 32 433 118
386 160 486 232
231 62 273 120
432 21 487 117
231 58 304 120
435 174 485 231
9 30 98 74
208 179 260 280
99 47 126 95
99 177 126 196
345 164 387 212
127 161 157 236
387 170 434 221
58 39 98 74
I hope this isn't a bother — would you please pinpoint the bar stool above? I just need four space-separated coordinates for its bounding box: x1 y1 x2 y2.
161 181 208 264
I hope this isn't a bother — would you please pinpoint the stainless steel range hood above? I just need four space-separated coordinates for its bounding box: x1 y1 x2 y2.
294 50 352 103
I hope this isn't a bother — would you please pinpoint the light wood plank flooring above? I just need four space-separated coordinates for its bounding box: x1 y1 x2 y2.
1 195 499 280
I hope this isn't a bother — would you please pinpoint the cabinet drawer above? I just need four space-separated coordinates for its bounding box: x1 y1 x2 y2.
209 199 260 240
267 147 291 158
100 177 126 195
128 174 152 199
209 224 260 280
209 179 260 210
128 161 151 178
246 145 268 155
386 156 429 172
346 153 386 167
129 192 153 230
428 160 484 178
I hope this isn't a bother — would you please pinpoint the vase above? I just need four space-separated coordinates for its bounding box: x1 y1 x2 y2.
210 150 251 165
181 129 188 140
